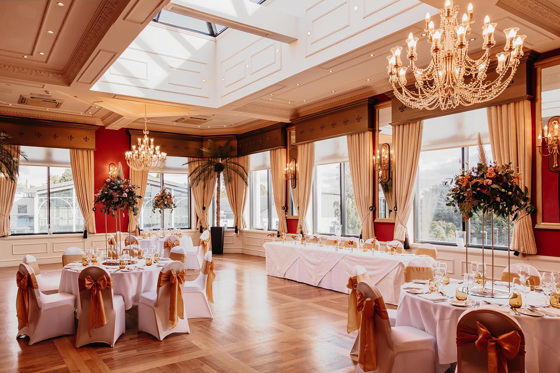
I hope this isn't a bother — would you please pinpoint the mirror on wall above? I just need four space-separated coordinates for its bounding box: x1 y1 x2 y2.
375 102 394 221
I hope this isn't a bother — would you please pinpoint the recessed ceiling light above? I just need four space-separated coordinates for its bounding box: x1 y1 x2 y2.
202 79 206 82
307 31 311 36
354 5 358 11
246 64 249 68
303 100 307 102
57 2 64 6
329 70 333 73
296 83 300 86
470 37 476 41
8 103 12 106
269 98 272 101
288 101 291 104
370 53 374 57
270 93 274 96
421 33 427 37
46 108 50 111
366 78 370 81
39 52 45 55
276 49 279 53
23 55 28 58
80 112 83 114
47 30 54 34
331 90 335 93
222 78 224 81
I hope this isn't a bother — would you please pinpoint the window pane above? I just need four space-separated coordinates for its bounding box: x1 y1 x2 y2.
157 10 210 34
270 171 278 231
251 170 269 229
316 164 341 234
163 173 190 229
10 166 48 234
416 148 462 244
217 174 233 227
141 173 162 230
50 167 84 233
344 163 361 236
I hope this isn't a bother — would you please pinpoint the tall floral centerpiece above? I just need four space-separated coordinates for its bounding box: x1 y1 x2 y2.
152 188 176 230
93 163 141 253
446 138 533 296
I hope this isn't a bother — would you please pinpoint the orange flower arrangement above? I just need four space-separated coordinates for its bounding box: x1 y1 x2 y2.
152 188 176 213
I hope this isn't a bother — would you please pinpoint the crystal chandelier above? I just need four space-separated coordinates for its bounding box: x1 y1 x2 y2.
125 106 166 171
387 0 526 111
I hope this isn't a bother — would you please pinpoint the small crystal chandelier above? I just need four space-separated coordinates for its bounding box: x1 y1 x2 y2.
125 106 166 171
387 0 526 111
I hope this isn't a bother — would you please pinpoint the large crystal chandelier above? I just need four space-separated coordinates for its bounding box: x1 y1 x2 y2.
387 0 526 111
125 106 166 171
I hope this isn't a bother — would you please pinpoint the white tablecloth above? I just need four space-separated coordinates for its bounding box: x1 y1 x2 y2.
136 236 194 256
59 260 162 311
264 242 433 305
396 282 560 372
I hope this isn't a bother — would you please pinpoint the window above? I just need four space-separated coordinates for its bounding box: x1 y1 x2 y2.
209 174 235 228
153 10 229 36
248 151 278 231
414 109 513 248
10 146 84 235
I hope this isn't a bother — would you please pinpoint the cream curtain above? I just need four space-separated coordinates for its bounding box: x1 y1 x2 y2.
70 149 96 234
189 158 216 230
487 100 537 255
347 132 375 239
127 169 149 234
270 148 288 233
393 121 423 242
225 156 249 234
293 142 314 234
0 145 20 237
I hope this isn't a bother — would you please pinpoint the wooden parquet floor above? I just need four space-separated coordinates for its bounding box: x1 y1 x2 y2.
0 254 359 373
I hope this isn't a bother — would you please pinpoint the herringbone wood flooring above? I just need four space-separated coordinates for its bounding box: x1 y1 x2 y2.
1 254 359 373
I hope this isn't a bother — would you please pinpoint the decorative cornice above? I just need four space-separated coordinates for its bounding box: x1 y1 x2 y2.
292 87 376 120
496 0 560 37
0 63 66 85
232 102 292 122
0 106 102 125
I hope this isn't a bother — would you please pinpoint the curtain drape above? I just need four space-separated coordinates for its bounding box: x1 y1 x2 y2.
70 149 96 234
393 121 423 242
487 100 537 255
293 142 315 234
127 169 149 234
0 145 20 237
382 181 395 219
225 156 249 234
270 148 288 233
347 132 375 239
189 158 216 230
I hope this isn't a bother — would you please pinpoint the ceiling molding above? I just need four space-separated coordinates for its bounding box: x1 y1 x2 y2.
0 106 102 126
0 63 66 85
292 87 376 120
496 0 560 37
232 102 292 122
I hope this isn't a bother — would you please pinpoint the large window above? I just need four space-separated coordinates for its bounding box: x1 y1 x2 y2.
10 147 84 235
248 151 278 231
210 174 235 228
414 109 512 248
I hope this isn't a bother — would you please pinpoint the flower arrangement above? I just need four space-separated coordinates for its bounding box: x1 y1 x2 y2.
93 173 141 216
152 188 176 213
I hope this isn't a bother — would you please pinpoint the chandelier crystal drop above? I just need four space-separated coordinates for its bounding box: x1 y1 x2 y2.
125 108 166 171
387 0 526 111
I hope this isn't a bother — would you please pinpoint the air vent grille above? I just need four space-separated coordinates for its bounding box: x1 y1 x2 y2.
174 116 210 125
18 94 63 109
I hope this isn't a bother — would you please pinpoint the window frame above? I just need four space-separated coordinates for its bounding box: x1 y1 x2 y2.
249 169 276 231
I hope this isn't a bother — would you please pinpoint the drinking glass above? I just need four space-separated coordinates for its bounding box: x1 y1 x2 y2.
476 263 486 285
359 239 365 251
470 261 478 276
145 255 152 266
518 265 530 283
334 224 342 239
455 231 466 248
118 257 126 270
456 287 468 301
81 255 89 267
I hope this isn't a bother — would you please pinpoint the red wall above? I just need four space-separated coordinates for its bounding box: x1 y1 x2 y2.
93 128 130 234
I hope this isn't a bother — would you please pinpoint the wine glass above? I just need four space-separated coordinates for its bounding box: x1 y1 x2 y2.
470 261 478 277
359 239 365 251
476 263 487 286
510 277 523 309
541 272 554 305
518 265 530 284
456 231 466 248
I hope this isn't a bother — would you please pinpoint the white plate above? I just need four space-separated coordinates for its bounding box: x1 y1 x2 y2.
449 300 468 307
406 289 425 295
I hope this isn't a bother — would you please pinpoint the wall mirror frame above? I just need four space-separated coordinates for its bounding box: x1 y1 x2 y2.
375 101 395 222
535 55 560 230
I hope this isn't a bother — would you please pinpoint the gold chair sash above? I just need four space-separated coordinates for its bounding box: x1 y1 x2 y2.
124 236 138 246
200 239 210 256
62 254 84 266
363 243 374 251
404 266 434 282
357 297 389 372
343 241 358 249
107 237 116 245
500 273 540 289
157 269 187 329
169 252 186 264
163 239 180 250
79 275 113 337
325 239 338 246
346 272 371 333
415 247 437 260
201 260 216 303
16 271 38 330
457 322 524 373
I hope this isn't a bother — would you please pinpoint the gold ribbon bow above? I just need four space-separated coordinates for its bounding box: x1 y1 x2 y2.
346 272 371 333
79 275 112 337
108 237 116 245
16 271 38 330
201 260 216 303
124 237 137 246
163 239 180 249
157 269 187 329
457 322 523 373
200 240 209 256
357 296 389 372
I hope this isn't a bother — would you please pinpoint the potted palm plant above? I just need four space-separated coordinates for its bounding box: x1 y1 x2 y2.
186 140 247 254
0 131 25 181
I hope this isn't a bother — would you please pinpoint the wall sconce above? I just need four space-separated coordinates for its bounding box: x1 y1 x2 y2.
284 158 297 189
373 143 391 183
538 116 560 171
108 163 117 179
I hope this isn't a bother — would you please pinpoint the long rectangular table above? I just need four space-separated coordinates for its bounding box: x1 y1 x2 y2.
264 241 433 305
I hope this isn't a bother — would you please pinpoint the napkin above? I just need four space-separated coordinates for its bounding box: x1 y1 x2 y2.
418 293 448 302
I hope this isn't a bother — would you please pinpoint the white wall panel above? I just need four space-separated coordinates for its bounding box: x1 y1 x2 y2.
12 242 47 255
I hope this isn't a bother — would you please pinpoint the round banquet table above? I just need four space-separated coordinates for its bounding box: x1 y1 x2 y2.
396 281 560 372
59 260 167 312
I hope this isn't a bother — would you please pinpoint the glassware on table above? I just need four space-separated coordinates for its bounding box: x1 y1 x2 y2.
334 224 342 239
359 239 365 251
428 279 438 293
154 252 160 263
476 262 487 286
518 264 530 283
470 261 478 277
456 286 468 301
551 289 560 309
318 237 324 247
82 255 89 266
137 248 143 260
118 258 126 270
455 231 466 248
145 255 152 266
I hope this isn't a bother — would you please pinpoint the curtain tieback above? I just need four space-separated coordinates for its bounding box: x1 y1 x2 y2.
157 269 186 329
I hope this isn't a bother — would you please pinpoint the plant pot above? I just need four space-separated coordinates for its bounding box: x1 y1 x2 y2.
210 226 225 255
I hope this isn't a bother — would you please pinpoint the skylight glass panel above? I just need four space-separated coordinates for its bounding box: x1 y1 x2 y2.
215 24 228 34
156 10 211 35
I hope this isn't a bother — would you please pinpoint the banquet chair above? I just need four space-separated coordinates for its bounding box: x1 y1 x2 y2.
415 244 438 260
501 264 541 287
22 255 59 295
456 309 525 373
123 244 140 258
107 235 117 246
62 247 85 266
354 282 437 373
182 251 215 319
124 235 139 246
404 258 434 282
169 246 187 265
386 240 404 254
163 235 181 258
199 230 211 257
16 263 75 345
76 266 125 348
364 238 381 251
181 236 201 270
138 261 190 340
343 240 358 249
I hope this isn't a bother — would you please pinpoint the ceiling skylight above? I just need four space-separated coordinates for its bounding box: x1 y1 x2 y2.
153 0 267 37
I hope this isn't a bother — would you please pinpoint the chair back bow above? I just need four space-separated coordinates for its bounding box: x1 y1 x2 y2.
346 272 370 333
16 271 38 330
79 275 113 337
124 236 138 246
404 266 434 282
107 236 116 246
357 296 390 372
199 239 210 255
201 260 216 303
457 322 524 373
163 237 180 249
169 252 186 264
157 269 187 329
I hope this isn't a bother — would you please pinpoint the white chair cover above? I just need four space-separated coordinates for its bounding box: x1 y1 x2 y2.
169 246 187 264
182 251 213 319
183 236 201 270
62 247 84 266
76 266 125 348
16 263 75 345
415 243 438 260
22 255 59 295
